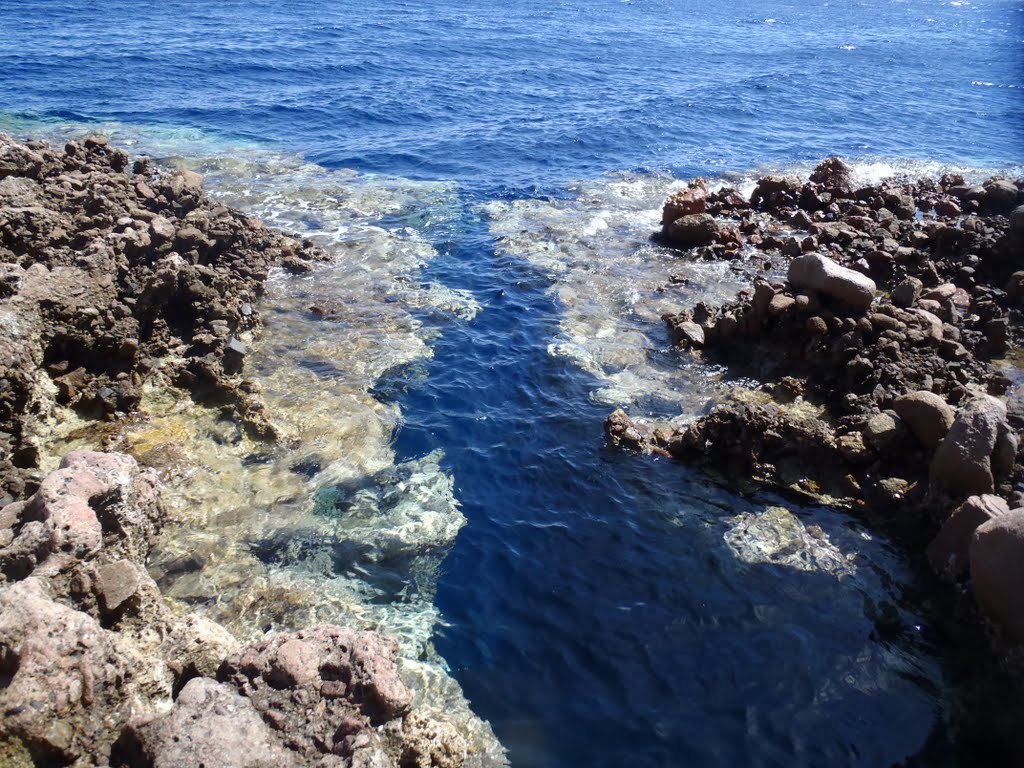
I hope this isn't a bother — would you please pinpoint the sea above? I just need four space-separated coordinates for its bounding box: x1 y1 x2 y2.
1 0 1023 766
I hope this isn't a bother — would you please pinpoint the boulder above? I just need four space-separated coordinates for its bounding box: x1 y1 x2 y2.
808 157 855 195
893 391 955 448
663 213 719 248
931 395 1009 497
750 175 801 210
0 578 153 764
981 178 1019 213
121 678 297 768
891 277 923 308
787 253 876 310
218 626 413 757
662 180 708 225
1010 205 1024 261
927 494 1009 579
970 508 1024 642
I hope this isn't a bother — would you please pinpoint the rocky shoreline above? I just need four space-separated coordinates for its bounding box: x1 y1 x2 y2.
606 158 1024 656
0 134 500 767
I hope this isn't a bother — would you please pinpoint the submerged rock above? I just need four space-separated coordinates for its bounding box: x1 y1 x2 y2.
724 506 856 578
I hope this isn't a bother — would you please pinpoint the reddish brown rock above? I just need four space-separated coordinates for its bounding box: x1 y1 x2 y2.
219 626 413 759
662 179 709 225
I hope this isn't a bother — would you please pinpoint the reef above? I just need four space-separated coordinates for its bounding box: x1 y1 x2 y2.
0 134 502 767
605 158 1024 653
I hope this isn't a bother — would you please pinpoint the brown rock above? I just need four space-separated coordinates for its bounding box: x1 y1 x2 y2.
663 213 719 248
893 391 955 448
927 494 1009 579
970 508 1024 641
931 395 1009 497
94 559 142 614
662 180 708 225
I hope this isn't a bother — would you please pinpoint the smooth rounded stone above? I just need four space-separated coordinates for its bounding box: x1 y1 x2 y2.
893 391 956 448
927 494 1009 579
787 253 876 310
934 198 962 218
768 293 795 316
122 678 297 768
922 283 957 302
891 277 923 308
970 508 1024 641
805 315 829 335
663 213 719 248
931 395 1009 497
661 180 708 225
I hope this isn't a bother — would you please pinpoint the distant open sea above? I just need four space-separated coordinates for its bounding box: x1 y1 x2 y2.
2 1 1023 766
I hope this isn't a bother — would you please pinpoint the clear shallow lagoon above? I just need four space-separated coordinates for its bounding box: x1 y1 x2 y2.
2 0 1023 765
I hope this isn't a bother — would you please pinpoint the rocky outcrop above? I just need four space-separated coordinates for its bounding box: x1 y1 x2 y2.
0 133 326 500
0 452 481 767
612 160 1024 661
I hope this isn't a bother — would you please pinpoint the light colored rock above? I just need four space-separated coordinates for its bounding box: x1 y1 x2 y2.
928 494 1009 579
787 253 876 310
723 506 855 578
931 395 1009 497
0 578 162 763
124 678 296 768
893 391 956 448
970 508 1024 641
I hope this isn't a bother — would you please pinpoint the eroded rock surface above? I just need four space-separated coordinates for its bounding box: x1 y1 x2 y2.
0 132 325 499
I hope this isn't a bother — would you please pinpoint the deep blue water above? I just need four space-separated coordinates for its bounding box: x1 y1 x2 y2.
3 0 1024 766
